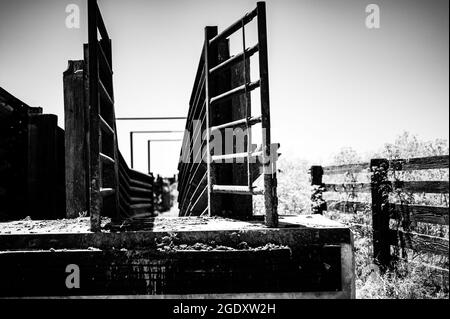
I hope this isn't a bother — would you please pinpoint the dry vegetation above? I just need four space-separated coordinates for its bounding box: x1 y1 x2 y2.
269 132 449 299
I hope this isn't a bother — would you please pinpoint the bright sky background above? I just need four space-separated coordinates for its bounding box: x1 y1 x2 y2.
0 0 448 176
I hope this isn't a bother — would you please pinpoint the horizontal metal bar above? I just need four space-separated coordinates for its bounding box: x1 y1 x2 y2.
98 43 112 75
210 80 260 105
100 152 115 165
130 203 153 210
200 206 208 216
209 8 257 45
128 168 154 182
129 186 152 195
212 185 264 195
189 186 208 214
209 44 259 75
211 151 263 162
100 187 115 197
210 115 262 132
129 179 153 190
116 117 186 120
129 197 152 204
148 139 182 142
99 115 114 135
99 80 114 106
183 171 208 214
96 3 109 40
131 130 184 134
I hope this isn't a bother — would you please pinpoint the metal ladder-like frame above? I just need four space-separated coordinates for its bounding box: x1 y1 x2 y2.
204 2 278 227
87 0 120 231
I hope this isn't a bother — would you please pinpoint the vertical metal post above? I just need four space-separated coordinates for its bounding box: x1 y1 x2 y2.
103 37 121 223
88 0 102 232
242 20 252 191
130 132 134 168
204 26 218 216
257 2 278 227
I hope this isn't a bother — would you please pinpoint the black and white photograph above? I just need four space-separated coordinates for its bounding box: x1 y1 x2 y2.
0 0 448 305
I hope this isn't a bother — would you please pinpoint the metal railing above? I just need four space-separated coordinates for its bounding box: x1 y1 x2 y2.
86 0 121 230
86 0 154 229
177 2 279 227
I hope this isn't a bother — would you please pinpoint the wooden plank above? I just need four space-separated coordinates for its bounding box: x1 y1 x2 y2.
391 155 449 171
327 200 369 214
390 204 449 225
324 183 371 193
408 261 449 284
28 114 66 219
64 61 88 219
310 165 326 215
390 229 449 256
228 50 252 220
371 159 391 267
395 181 449 194
323 162 370 175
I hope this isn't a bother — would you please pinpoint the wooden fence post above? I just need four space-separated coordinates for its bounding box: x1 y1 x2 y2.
310 165 326 214
64 60 88 218
27 114 63 219
370 158 391 268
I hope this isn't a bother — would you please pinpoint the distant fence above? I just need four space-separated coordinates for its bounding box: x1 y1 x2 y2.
118 153 154 218
0 87 65 220
310 155 449 274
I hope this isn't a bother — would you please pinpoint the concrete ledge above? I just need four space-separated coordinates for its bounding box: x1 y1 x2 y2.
0 215 355 298
0 215 351 251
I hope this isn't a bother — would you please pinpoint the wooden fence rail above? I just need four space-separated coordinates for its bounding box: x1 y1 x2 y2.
310 155 449 273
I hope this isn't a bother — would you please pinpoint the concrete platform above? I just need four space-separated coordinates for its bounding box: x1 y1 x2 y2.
0 215 355 298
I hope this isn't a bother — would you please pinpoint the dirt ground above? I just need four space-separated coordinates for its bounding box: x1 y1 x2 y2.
0 214 344 234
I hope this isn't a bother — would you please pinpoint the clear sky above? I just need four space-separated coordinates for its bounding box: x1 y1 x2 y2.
0 0 448 176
